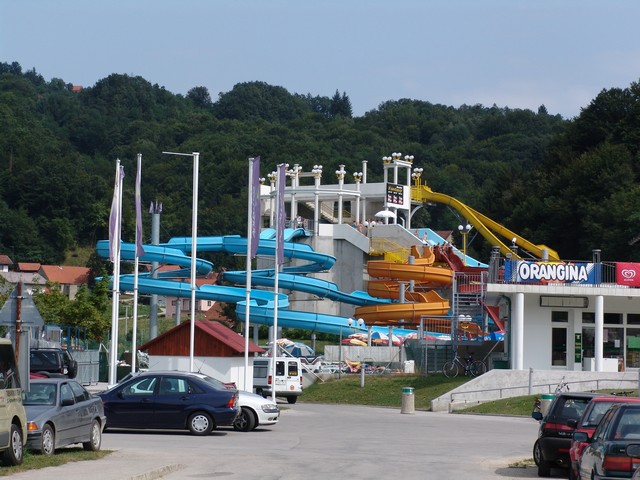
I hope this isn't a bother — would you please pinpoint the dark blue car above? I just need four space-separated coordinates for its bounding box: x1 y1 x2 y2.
98 371 239 436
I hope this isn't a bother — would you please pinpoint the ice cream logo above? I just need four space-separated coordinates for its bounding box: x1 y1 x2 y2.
621 269 636 280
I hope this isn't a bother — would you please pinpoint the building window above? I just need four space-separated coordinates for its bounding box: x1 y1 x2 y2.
552 311 569 322
604 313 623 325
582 312 595 324
628 314 640 325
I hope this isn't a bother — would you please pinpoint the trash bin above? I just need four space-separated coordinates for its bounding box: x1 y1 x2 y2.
401 386 415 414
540 394 555 417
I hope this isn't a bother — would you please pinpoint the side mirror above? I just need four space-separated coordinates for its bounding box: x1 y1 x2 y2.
61 397 74 407
567 419 578 428
117 391 125 399
532 411 543 421
573 431 589 442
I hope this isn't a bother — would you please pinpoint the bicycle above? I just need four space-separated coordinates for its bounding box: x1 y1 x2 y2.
442 350 487 378
554 376 570 393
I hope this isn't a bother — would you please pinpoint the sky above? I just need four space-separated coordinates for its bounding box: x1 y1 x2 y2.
2 1 640 119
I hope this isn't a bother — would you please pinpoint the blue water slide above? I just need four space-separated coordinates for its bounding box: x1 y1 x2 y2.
95 236 389 336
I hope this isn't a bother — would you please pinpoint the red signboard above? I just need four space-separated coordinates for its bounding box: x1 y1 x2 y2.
617 262 640 287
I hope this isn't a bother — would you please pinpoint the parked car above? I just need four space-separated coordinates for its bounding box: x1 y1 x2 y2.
117 371 278 432
98 371 239 435
30 348 78 379
568 396 640 480
23 378 105 455
575 403 640 479
233 390 279 432
532 392 600 477
0 339 27 466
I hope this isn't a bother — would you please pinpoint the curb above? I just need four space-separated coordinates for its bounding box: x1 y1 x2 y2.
127 464 186 480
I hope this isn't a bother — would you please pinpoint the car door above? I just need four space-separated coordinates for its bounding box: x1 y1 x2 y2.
580 407 615 477
68 381 93 440
56 382 79 446
154 375 194 429
106 376 157 428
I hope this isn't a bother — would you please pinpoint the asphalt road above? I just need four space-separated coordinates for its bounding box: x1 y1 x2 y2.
10 403 555 480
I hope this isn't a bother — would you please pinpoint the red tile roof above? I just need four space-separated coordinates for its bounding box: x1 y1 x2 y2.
0 255 13 266
139 320 264 355
17 262 41 272
39 265 90 285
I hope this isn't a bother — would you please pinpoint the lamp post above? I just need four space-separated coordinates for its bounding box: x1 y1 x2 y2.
335 165 346 224
163 151 200 372
287 164 302 225
312 165 323 235
353 171 363 225
458 223 472 266
411 167 424 187
267 171 277 227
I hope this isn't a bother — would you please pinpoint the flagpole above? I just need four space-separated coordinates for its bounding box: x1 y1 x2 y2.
131 153 144 374
108 160 124 386
244 156 260 391
271 164 285 404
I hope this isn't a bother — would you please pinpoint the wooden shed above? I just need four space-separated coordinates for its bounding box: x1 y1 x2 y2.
139 320 264 390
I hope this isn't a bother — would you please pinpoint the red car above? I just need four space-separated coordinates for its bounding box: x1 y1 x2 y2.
568 395 640 480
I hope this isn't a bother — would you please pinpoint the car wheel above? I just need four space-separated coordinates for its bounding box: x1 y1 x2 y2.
537 459 551 477
188 412 213 436
40 424 55 455
1 424 23 466
287 396 297 404
233 407 257 432
533 440 542 466
83 420 102 451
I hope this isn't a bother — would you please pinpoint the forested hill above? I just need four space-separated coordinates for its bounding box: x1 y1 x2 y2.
1 61 640 266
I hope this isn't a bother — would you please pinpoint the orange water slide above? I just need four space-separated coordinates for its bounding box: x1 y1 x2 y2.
355 246 452 325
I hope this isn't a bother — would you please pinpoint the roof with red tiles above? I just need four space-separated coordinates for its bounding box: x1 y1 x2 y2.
39 265 90 285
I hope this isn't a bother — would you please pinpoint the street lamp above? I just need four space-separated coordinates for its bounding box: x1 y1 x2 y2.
267 171 277 227
163 151 200 372
353 171 363 224
458 223 472 266
312 165 323 235
335 165 346 224
412 167 424 187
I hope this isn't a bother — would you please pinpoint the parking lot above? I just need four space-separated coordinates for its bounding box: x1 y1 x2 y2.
10 402 543 480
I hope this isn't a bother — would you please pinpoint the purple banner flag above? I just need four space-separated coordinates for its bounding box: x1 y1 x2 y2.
250 156 261 259
108 164 125 262
135 154 145 258
276 164 286 265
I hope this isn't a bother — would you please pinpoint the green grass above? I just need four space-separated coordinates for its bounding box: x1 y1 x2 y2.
302 374 471 410
0 448 112 476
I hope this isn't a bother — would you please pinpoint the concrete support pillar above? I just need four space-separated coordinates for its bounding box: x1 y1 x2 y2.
512 292 525 370
595 295 604 372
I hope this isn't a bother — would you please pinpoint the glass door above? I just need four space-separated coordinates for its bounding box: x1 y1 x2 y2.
552 327 567 367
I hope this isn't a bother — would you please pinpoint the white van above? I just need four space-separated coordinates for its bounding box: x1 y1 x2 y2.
0 339 27 466
253 357 303 404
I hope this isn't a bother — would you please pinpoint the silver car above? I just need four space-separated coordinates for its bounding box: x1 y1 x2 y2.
24 379 105 455
234 390 279 432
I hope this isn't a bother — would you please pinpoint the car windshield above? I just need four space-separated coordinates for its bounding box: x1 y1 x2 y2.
23 383 56 406
582 401 618 427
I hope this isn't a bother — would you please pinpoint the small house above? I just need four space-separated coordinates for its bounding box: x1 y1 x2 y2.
138 320 264 390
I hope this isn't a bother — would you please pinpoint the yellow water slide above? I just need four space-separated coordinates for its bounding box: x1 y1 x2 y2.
355 246 451 325
411 184 559 261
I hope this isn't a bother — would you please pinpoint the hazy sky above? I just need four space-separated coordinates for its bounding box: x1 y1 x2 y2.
2 1 639 118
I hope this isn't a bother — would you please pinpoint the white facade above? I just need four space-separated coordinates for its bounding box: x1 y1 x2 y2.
488 283 640 372
147 355 254 391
